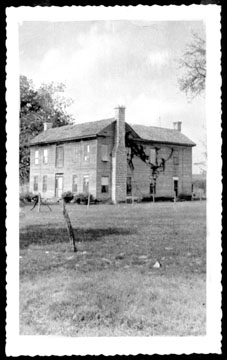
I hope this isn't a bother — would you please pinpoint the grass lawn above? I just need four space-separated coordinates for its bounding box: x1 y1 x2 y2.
19 201 206 336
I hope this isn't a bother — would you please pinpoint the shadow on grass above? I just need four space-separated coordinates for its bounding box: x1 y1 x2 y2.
20 225 136 249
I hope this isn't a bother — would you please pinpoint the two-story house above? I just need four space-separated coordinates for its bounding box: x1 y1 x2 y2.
29 106 195 203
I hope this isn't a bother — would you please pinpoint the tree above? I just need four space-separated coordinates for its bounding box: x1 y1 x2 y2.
178 32 206 98
125 131 174 201
20 75 74 183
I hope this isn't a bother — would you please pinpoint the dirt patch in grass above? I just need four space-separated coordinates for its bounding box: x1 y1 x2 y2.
20 225 135 249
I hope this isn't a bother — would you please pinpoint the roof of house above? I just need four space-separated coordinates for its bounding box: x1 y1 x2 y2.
30 118 114 145
30 118 195 147
131 124 196 146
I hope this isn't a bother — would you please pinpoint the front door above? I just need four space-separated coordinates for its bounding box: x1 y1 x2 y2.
55 175 63 198
174 179 178 197
127 177 132 196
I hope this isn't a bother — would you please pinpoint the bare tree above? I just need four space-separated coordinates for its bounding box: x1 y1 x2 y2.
178 32 206 98
125 131 174 201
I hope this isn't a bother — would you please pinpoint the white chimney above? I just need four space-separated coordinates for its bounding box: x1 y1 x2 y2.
114 106 125 147
43 122 53 131
173 122 182 132
112 106 127 204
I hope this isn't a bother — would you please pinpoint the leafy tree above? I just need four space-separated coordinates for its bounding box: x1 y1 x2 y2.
178 32 206 98
20 75 73 183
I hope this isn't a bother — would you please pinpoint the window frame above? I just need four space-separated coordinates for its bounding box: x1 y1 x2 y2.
56 145 64 167
83 144 90 161
72 175 78 193
42 175 47 192
35 150 39 165
43 148 48 164
83 175 89 193
101 176 109 193
74 144 80 163
101 144 109 162
173 151 179 165
33 176 38 191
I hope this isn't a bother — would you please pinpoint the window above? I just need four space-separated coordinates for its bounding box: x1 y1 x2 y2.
101 176 109 193
150 148 156 164
56 146 64 167
72 175 78 193
35 150 39 165
83 144 90 161
101 145 109 161
74 144 80 163
42 175 47 192
33 176 38 191
173 151 179 165
43 149 48 164
83 175 89 193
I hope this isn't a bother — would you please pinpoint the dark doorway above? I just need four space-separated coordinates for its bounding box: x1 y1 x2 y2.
150 182 156 195
127 177 132 196
174 179 178 197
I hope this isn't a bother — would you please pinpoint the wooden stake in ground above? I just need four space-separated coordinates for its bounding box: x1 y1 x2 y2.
37 193 41 212
87 192 90 209
30 195 39 211
62 199 77 252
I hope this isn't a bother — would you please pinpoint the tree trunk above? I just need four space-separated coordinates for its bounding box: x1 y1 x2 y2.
62 200 77 252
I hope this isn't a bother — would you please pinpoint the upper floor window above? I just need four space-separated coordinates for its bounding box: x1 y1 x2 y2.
101 144 109 162
35 150 39 165
150 148 156 164
72 175 78 193
43 149 48 164
173 151 179 165
42 175 47 192
33 176 38 191
74 144 80 163
83 144 90 161
56 146 64 167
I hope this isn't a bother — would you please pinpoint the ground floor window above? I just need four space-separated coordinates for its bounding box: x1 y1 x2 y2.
33 176 38 191
101 176 109 193
127 177 132 196
72 175 78 193
83 175 89 193
42 175 47 192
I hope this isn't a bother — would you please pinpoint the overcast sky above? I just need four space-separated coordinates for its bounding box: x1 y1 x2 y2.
19 20 206 172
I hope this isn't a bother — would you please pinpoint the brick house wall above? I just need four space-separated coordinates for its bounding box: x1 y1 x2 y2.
30 139 97 198
30 135 193 200
96 122 115 200
126 143 193 198
29 108 194 202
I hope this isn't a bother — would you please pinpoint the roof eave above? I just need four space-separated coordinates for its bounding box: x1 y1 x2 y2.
135 138 196 147
30 134 97 146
